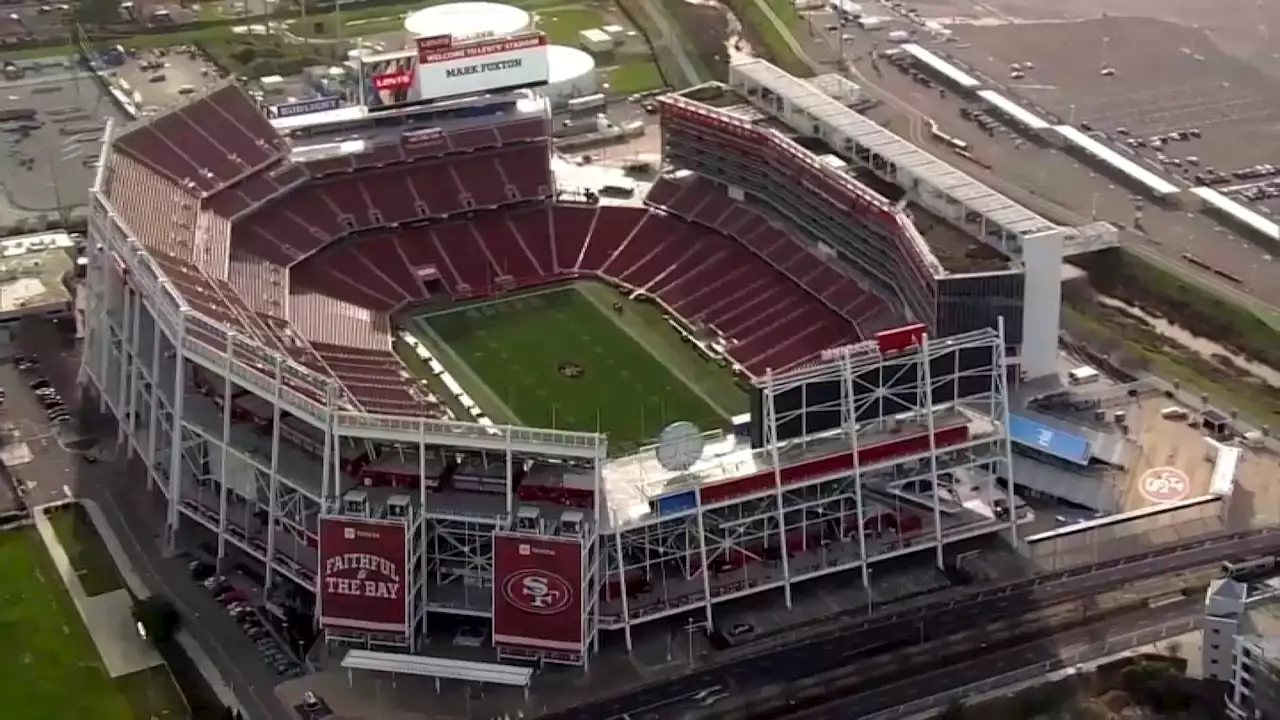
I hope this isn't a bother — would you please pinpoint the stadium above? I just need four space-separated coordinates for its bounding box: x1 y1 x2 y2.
79 28 1039 666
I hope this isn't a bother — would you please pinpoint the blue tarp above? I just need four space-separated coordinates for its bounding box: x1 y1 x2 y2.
1009 414 1091 467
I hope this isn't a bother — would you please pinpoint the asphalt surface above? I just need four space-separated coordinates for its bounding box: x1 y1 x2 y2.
545 528 1280 720
791 600 1201 719
13 319 295 720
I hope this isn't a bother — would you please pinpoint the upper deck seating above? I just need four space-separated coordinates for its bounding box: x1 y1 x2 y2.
646 176 902 337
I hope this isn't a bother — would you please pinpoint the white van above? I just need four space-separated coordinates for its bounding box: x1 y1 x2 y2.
1067 366 1100 385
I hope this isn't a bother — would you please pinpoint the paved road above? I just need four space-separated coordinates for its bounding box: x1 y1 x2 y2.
13 319 295 720
544 529 1280 720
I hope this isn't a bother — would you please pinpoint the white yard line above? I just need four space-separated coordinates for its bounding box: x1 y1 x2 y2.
410 316 522 424
577 286 735 421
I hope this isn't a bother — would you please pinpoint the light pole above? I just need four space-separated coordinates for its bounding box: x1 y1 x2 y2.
48 137 81 227
684 618 708 666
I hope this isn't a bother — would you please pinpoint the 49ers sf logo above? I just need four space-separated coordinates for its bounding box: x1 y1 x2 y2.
502 569 573 615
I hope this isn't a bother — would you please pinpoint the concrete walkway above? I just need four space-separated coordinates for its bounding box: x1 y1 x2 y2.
32 500 162 678
49 498 246 715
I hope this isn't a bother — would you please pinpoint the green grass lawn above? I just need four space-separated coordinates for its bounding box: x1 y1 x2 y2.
0 529 186 720
415 283 744 452
605 59 666 94
46 504 125 597
535 6 604 45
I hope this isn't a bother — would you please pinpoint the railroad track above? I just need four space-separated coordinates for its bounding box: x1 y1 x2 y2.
549 531 1280 720
699 598 1199 720
787 598 1201 720
754 530 1279 646
700 575 1211 720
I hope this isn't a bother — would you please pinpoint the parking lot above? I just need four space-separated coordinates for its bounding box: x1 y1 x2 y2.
0 359 73 509
0 60 125 230
946 17 1280 182
184 556 308 682
0 1 75 42
109 45 224 115
803 16 1280 302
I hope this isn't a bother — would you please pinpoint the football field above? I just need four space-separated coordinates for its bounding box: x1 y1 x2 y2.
0 527 185 720
412 282 747 453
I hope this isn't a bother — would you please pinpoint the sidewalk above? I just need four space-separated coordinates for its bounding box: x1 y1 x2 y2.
32 500 164 678
68 497 245 715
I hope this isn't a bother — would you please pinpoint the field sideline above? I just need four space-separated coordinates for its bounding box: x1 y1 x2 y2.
409 281 747 453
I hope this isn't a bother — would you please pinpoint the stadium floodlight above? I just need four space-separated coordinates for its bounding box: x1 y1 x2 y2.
47 138 82 227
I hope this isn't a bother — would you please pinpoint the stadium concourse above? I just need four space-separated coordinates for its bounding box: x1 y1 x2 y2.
80 62 1030 674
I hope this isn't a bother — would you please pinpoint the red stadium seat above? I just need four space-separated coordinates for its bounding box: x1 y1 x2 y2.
451 152 512 208
579 208 647 270
106 82 889 417
349 233 424 301
470 213 546 280
114 85 284 194
493 117 549 144
431 222 494 294
504 208 555 277
546 205 598 271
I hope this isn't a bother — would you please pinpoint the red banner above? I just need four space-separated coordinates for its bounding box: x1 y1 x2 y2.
415 34 453 53
492 533 583 652
418 33 547 65
318 517 408 633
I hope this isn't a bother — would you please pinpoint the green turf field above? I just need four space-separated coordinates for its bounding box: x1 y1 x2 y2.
0 528 186 720
414 282 747 452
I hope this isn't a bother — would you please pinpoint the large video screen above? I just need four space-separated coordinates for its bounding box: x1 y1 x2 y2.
358 48 422 109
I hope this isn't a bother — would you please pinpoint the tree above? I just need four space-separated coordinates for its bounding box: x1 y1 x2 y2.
76 0 121 27
133 595 182 644
1078 698 1115 720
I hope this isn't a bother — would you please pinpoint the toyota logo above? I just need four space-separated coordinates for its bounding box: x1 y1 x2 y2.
502 569 574 615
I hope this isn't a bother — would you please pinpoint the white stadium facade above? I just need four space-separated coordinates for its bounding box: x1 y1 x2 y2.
79 7 1039 662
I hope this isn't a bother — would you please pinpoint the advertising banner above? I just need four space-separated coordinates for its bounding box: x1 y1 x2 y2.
358 49 421 109
318 516 408 633
492 533 584 652
416 33 549 101
268 96 340 119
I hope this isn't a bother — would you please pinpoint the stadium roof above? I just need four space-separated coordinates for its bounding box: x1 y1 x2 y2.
730 59 1059 240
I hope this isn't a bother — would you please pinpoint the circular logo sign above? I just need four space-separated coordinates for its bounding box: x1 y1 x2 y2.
1139 467 1191 504
502 569 574 615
